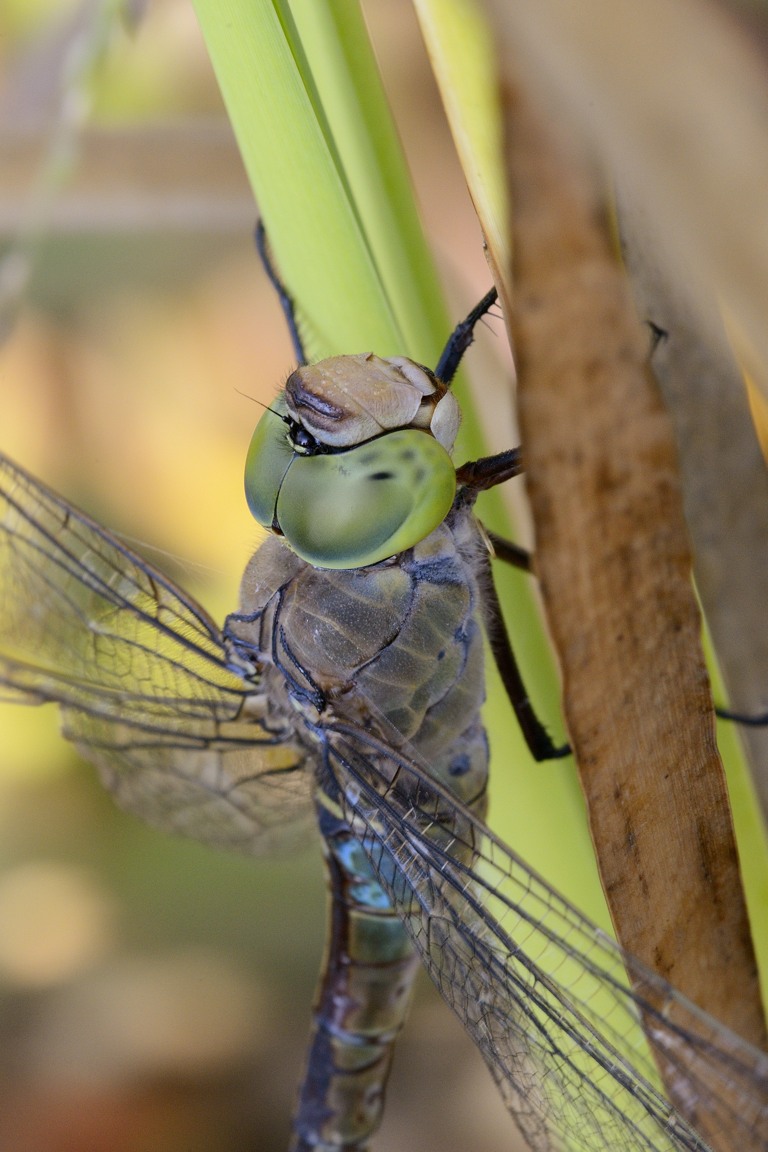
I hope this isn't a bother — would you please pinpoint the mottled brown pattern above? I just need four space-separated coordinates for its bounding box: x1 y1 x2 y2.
501 74 766 1147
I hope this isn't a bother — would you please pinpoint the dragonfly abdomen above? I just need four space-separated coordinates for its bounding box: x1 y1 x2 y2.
289 806 422 1152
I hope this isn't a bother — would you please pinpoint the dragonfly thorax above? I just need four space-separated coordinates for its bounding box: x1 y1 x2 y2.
229 503 490 817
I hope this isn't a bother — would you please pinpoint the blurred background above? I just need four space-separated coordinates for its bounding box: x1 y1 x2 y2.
0 1 523 1149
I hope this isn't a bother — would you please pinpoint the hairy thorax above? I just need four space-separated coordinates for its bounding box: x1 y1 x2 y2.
230 501 489 812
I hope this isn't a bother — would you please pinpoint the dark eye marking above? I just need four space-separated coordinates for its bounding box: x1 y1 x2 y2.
368 470 394 482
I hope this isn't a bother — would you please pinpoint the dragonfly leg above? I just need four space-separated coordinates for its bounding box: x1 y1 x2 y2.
484 529 532 573
716 705 768 726
455 446 524 492
255 219 308 365
456 450 567 758
434 286 499 383
478 551 570 761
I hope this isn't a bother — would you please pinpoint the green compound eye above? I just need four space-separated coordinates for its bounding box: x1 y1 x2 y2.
277 430 456 569
244 407 293 528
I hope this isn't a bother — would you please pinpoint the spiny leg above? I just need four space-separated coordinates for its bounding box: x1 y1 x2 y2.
485 530 532 573
435 286 499 384
479 555 570 761
444 294 536 632
255 220 308 365
458 448 569 760
715 705 768 725
455 446 524 491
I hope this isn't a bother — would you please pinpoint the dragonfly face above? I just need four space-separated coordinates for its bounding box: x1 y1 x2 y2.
0 293 767 1151
244 353 459 568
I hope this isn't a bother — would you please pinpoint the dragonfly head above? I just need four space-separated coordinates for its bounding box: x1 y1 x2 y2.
284 354 460 452
244 354 459 570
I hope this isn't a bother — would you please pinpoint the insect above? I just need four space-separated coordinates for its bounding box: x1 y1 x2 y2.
0 240 766 1152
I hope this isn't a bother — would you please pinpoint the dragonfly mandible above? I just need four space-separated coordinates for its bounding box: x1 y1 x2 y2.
0 247 766 1152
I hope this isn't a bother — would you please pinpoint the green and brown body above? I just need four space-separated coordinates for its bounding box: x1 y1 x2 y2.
227 497 490 1150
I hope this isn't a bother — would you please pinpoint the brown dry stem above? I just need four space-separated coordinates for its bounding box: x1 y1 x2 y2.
500 74 766 1145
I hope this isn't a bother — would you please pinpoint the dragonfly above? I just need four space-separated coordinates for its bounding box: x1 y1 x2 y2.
0 243 767 1152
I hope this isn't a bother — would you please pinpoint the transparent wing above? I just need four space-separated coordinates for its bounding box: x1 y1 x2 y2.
0 453 314 853
323 719 768 1152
